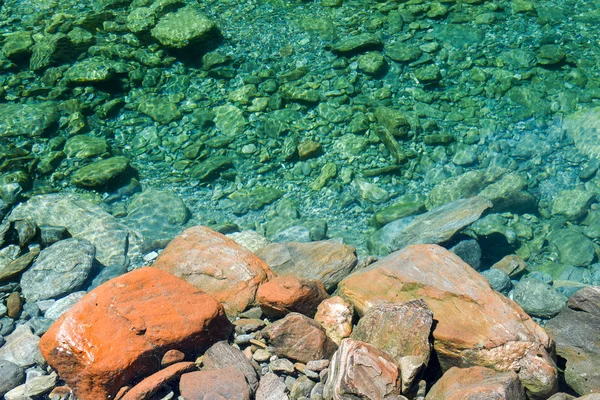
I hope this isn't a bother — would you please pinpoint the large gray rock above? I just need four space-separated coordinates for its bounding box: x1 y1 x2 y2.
3 194 143 268
513 278 568 319
255 240 357 292
20 239 95 302
0 325 41 367
0 360 24 396
124 190 189 252
546 286 600 395
368 196 492 255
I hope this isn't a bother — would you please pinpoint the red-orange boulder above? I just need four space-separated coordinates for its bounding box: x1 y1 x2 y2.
39 267 232 400
256 275 329 318
153 226 274 316
338 244 557 399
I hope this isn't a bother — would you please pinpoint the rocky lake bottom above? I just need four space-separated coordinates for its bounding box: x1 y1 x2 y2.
0 0 600 398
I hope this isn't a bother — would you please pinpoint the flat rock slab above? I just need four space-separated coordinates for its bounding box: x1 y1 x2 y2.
368 196 492 255
425 366 525 400
4 194 142 268
153 225 273 316
39 267 232 400
338 244 557 399
255 240 357 292
120 362 197 400
20 238 95 302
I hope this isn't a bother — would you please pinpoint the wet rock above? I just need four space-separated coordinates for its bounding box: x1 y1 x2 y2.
546 287 600 395
386 42 421 62
22 371 57 397
262 313 338 364
425 366 526 400
189 155 233 181
0 102 59 137
314 296 353 345
39 267 232 400
351 300 433 393
179 367 250 400
71 156 131 188
151 6 217 48
338 244 558 399
124 190 189 252
513 277 568 318
0 360 25 396
481 268 512 294
491 254 528 277
202 341 259 394
548 228 595 267
331 33 382 54
324 338 401 399
29 33 75 71
449 239 482 270
374 106 410 140
229 186 284 214
551 190 596 221
138 95 182 124
311 162 337 190
368 196 492 256
290 375 315 399
214 104 247 135
120 362 196 400
20 238 95 302
255 241 357 292
563 107 600 160
1 31 33 60
373 193 427 228
478 172 537 213
0 325 41 367
64 57 117 85
357 51 386 75
256 276 329 318
255 372 288 400
153 225 273 316
64 135 109 159
6 292 21 319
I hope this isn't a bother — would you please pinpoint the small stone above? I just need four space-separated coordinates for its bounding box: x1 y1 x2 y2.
6 292 21 319
44 291 86 320
151 6 217 48
71 156 130 188
551 190 595 221
481 268 512 294
24 372 57 397
179 368 250 400
253 349 271 363
271 358 295 374
161 350 185 367
120 362 196 400
138 96 182 124
202 341 259 394
314 296 353 345
306 360 329 372
64 135 109 159
357 52 386 75
491 255 527 278
297 140 322 160
331 33 382 54
0 325 41 367
255 373 288 400
310 163 337 190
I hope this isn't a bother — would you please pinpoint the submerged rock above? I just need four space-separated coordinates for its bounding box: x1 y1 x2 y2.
71 156 131 188
151 6 217 48
0 103 58 137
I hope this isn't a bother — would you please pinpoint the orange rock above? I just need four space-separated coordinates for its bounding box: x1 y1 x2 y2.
338 244 558 399
161 349 185 367
153 226 274 316
425 366 526 400
120 362 196 400
256 275 329 318
314 296 354 345
39 267 232 400
491 254 527 277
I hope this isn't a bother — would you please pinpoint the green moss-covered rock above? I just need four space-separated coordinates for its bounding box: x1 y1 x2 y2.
513 278 567 318
479 172 537 213
551 189 596 221
357 51 385 75
213 104 247 135
151 6 216 48
311 162 337 190
548 228 596 267
189 155 233 181
537 44 566 65
138 95 182 124
71 156 130 188
30 33 75 71
228 186 284 214
1 31 33 60
280 84 321 104
427 170 486 208
64 57 116 85
333 134 368 158
373 194 427 228
127 6 157 33
356 180 390 204
386 43 421 63
374 106 410 139
0 103 59 137
65 135 109 159
331 33 382 54
415 64 442 83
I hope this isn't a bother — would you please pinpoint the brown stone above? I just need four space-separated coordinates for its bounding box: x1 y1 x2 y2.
314 296 354 345
491 254 527 277
161 349 185 367
179 367 250 400
324 338 401 400
256 276 329 318
120 362 196 400
255 240 357 292
338 244 557 399
262 312 338 364
351 299 433 393
425 366 526 400
6 291 22 319
153 225 274 316
39 267 232 400
202 341 259 393
568 286 600 317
